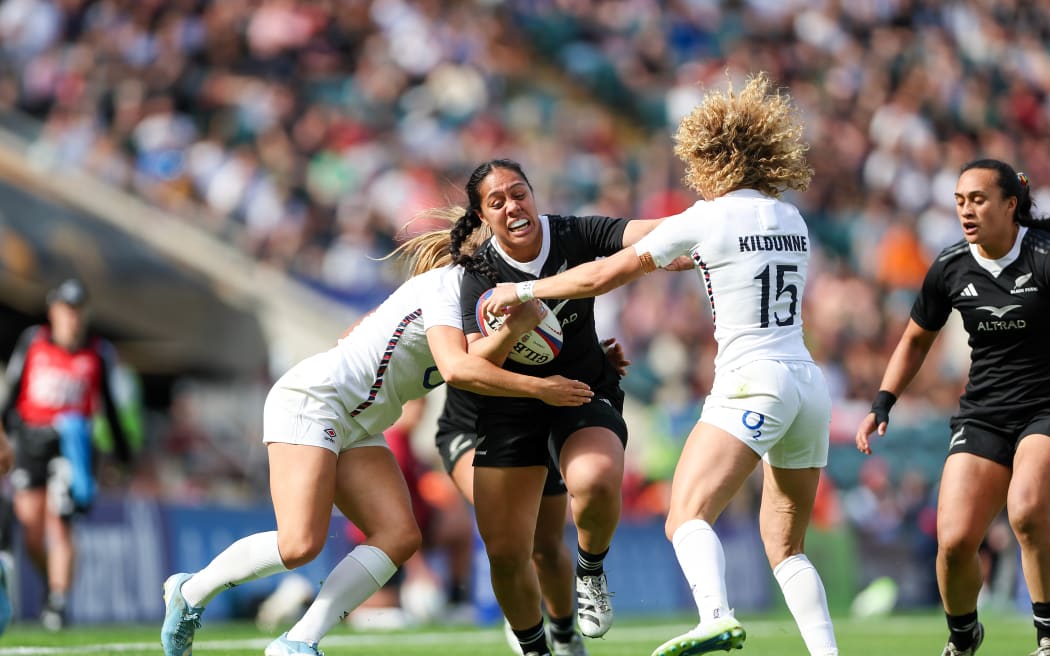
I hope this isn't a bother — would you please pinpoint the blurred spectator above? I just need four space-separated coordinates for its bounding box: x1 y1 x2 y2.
0 278 132 630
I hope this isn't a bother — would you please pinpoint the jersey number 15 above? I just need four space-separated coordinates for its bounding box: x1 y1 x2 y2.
754 264 798 328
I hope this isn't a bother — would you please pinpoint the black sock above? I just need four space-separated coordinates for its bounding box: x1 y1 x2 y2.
1033 601 1050 643
447 580 469 605
946 610 979 650
549 614 575 644
513 621 549 656
576 546 608 578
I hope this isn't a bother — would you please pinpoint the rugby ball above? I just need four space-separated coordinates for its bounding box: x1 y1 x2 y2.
476 288 563 366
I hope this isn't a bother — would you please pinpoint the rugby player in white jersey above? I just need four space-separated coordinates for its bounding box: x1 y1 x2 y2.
160 223 593 656
481 72 838 656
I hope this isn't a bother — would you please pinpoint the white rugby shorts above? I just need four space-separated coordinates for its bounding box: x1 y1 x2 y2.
262 352 388 454
699 359 830 469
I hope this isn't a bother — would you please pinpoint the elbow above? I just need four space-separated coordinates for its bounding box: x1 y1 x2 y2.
440 363 474 390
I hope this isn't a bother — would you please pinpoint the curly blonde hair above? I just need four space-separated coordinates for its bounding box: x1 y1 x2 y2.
386 206 493 276
674 72 812 199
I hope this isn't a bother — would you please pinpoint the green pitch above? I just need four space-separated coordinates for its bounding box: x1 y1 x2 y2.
0 613 1037 655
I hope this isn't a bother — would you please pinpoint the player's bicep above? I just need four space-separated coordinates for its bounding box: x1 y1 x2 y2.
621 217 663 247
426 325 470 376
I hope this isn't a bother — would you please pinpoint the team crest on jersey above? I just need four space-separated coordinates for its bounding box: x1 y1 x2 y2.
1011 272 1038 294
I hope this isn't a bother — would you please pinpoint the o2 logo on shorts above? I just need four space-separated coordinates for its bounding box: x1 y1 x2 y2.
422 366 443 389
741 411 765 440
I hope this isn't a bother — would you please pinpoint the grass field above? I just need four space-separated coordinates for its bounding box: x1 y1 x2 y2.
0 612 1038 655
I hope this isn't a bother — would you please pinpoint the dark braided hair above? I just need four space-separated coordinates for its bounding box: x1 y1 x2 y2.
961 159 1047 227
449 158 533 283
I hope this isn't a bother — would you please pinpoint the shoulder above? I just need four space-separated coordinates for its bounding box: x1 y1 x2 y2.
20 325 45 342
473 240 499 263
548 214 619 230
89 334 118 359
11 325 44 354
417 265 462 295
545 214 573 233
932 239 970 266
1023 227 1050 254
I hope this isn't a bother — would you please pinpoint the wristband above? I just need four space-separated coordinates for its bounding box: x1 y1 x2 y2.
515 280 536 303
870 390 897 426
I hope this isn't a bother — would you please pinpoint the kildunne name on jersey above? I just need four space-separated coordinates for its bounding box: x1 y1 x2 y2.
738 234 808 253
977 319 1027 332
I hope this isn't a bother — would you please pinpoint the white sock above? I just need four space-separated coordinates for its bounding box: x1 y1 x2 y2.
182 531 288 607
773 554 837 655
672 519 730 624
286 545 397 644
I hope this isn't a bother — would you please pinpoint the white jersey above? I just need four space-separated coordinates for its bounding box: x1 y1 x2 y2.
633 189 814 374
268 265 463 446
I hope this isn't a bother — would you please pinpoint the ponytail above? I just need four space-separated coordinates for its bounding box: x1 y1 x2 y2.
384 206 492 277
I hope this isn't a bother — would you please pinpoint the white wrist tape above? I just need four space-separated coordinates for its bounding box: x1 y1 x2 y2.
515 280 536 303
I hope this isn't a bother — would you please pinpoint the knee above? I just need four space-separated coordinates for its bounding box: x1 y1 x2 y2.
566 462 620 505
937 527 983 566
483 536 532 578
1008 496 1050 545
278 531 327 569
368 519 422 566
386 524 423 566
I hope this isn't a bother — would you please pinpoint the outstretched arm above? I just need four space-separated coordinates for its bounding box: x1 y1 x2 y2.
855 319 939 455
480 245 651 319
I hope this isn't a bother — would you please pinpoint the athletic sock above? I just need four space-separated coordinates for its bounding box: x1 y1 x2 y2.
946 610 979 650
513 620 550 655
575 546 608 578
549 613 575 644
286 545 397 644
447 580 469 606
45 590 66 613
773 554 838 655
181 531 287 607
1033 601 1050 643
671 519 730 623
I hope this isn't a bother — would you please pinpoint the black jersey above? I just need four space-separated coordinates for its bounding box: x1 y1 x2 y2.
460 214 630 411
911 229 1050 422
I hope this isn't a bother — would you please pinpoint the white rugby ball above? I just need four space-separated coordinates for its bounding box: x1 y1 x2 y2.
476 288 563 365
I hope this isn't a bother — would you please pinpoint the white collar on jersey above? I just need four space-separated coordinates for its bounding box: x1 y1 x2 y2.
969 225 1028 278
489 214 551 277
722 188 769 199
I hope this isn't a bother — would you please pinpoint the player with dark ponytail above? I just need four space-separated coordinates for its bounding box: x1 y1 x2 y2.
454 157 670 656
857 159 1050 656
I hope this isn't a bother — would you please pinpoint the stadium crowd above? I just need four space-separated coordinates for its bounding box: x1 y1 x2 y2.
2 0 1049 609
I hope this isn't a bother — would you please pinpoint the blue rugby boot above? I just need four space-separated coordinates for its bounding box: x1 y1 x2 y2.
161 573 205 656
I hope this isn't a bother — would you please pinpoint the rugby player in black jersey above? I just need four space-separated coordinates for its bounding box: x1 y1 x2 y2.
856 159 1050 656
434 335 629 656
447 159 667 656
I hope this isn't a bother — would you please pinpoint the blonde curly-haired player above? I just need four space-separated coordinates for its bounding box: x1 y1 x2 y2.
481 72 838 656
